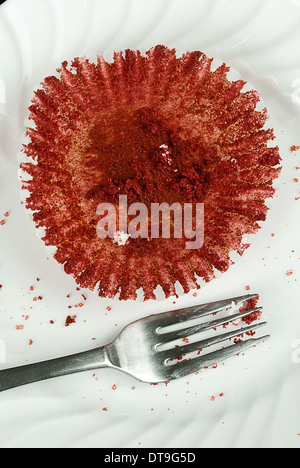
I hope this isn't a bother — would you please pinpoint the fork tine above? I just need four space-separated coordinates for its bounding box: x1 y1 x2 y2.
152 294 259 329
162 321 267 362
166 335 270 381
157 307 263 344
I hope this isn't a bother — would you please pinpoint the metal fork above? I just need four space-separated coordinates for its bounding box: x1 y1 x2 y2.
0 294 268 392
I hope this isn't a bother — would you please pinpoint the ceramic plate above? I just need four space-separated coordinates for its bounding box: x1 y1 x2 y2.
0 0 300 448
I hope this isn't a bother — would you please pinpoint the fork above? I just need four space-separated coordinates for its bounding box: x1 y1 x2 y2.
0 294 268 392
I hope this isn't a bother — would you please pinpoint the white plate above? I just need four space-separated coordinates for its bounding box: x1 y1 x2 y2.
0 0 300 449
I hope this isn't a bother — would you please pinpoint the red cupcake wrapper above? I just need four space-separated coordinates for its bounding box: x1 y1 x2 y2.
21 46 281 301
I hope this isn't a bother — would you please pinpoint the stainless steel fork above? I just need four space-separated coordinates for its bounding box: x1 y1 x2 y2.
0 294 268 392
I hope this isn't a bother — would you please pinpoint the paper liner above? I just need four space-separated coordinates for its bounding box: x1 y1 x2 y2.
20 46 281 301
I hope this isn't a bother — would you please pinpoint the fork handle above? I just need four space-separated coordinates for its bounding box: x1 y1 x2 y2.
0 347 109 392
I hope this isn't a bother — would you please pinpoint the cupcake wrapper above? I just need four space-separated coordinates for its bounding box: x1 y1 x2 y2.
20 46 281 301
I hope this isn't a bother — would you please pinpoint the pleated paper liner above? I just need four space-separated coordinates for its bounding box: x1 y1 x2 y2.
19 46 281 302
